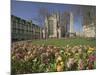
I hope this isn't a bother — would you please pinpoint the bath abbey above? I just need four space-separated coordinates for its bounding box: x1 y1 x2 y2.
42 8 96 39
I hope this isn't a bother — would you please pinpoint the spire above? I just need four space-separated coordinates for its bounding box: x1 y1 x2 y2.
70 12 74 33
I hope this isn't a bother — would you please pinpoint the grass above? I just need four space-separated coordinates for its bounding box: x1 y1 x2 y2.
32 37 96 47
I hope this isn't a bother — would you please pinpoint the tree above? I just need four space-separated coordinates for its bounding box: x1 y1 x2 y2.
38 7 50 40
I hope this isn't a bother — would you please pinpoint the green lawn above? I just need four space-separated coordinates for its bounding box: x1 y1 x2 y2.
32 38 96 47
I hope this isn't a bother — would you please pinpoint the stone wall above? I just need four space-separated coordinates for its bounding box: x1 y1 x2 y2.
83 25 96 37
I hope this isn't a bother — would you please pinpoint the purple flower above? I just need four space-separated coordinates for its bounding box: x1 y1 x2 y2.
88 55 96 63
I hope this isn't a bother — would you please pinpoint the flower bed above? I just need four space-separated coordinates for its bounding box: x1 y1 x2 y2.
11 41 96 74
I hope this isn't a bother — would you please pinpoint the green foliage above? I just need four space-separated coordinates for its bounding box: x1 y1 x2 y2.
32 38 96 47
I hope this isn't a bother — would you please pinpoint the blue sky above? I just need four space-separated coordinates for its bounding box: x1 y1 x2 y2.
11 0 95 32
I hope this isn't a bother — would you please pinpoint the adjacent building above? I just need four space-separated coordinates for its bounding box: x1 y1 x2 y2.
82 6 96 37
11 15 42 41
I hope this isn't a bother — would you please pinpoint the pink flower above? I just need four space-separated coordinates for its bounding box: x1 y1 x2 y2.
88 55 96 63
78 59 84 70
88 55 96 69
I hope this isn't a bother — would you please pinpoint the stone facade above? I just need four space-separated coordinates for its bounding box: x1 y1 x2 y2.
44 13 62 38
82 6 96 38
43 12 75 38
43 12 70 39
69 12 75 37
11 15 42 41
83 24 96 37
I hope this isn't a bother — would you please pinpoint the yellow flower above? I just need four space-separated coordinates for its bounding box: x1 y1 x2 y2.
60 61 64 67
75 53 79 56
88 47 95 53
56 64 63 72
68 53 71 56
88 47 95 51
12 56 15 60
24 56 28 61
66 44 69 48
56 56 62 63
88 50 93 53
